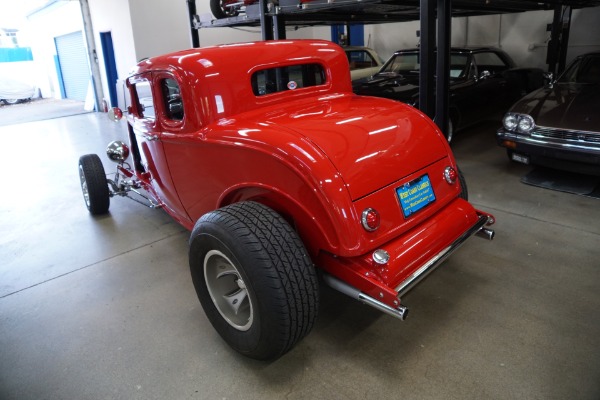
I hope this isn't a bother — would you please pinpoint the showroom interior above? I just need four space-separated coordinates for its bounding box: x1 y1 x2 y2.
1 0 599 399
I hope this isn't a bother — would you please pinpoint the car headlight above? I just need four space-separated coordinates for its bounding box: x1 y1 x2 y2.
503 113 519 131
517 115 535 133
503 113 535 134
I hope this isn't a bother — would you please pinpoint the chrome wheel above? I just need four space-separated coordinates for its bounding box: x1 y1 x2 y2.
204 249 253 331
79 164 91 207
447 119 454 143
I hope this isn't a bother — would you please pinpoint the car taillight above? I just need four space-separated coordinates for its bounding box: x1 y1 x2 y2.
444 166 457 184
361 208 380 232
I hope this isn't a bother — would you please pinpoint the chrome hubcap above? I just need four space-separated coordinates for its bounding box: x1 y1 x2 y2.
79 165 90 207
204 249 253 331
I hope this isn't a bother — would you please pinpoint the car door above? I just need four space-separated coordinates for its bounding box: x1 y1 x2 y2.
470 51 513 120
128 73 189 222
448 54 484 128
450 51 515 128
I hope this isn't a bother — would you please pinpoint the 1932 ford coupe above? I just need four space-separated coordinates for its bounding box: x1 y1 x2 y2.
78 40 495 360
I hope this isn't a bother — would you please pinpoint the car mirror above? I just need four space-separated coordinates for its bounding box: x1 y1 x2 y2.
479 70 491 80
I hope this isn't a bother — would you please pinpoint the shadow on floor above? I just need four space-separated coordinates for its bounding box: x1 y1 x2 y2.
0 98 91 127
522 167 600 199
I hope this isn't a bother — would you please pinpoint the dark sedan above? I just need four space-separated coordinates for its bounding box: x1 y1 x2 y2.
497 52 600 176
353 47 544 141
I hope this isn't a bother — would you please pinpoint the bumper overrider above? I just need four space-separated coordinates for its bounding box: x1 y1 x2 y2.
318 198 495 320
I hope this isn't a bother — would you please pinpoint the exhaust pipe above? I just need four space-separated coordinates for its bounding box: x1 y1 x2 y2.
322 274 409 321
476 227 495 240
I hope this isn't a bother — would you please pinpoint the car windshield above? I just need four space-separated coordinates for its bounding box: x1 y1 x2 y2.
379 53 470 78
346 50 379 71
559 55 600 84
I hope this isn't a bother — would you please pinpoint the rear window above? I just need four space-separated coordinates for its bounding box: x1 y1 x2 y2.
251 63 326 96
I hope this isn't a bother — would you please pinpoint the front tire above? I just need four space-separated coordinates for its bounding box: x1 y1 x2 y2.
189 201 319 360
446 118 454 143
78 154 110 215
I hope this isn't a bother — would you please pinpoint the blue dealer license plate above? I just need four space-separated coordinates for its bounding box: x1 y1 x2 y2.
397 174 436 218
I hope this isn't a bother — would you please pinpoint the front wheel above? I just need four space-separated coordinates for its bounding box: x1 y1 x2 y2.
210 0 240 19
78 154 110 215
446 119 454 143
189 201 319 360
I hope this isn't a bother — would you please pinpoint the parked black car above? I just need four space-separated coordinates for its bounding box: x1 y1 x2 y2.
353 47 544 141
497 52 600 175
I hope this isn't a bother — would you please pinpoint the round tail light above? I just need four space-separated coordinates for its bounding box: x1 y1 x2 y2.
444 166 457 184
361 208 380 232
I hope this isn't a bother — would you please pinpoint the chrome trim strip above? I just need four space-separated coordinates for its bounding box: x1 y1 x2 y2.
322 274 409 321
395 214 491 297
498 130 600 155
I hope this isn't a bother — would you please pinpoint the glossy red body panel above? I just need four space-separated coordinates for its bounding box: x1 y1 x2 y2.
121 40 493 311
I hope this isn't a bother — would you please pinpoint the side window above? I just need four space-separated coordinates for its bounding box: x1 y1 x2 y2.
251 63 326 96
449 54 469 78
346 50 377 70
473 52 508 76
161 78 184 121
134 80 155 119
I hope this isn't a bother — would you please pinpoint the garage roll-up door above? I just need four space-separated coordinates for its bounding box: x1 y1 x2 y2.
55 31 89 101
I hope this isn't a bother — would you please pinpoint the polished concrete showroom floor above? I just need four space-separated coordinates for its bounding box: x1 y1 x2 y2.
1 111 599 400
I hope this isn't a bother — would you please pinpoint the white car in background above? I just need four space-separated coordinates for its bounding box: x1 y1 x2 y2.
0 78 36 105
344 46 384 81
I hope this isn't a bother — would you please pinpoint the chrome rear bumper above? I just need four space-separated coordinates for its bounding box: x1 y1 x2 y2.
323 213 494 321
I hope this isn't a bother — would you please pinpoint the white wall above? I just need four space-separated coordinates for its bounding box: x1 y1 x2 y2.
88 0 136 82
25 1 87 99
128 0 191 59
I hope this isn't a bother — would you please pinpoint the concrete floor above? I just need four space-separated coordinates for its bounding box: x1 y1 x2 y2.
0 113 599 400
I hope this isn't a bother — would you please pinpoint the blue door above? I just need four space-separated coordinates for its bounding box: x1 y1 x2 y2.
100 31 119 108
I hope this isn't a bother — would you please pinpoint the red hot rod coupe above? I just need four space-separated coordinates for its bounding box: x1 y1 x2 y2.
78 40 495 360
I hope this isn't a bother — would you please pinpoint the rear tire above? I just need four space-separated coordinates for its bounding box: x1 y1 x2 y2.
458 167 468 201
210 0 240 19
78 154 110 215
189 201 319 360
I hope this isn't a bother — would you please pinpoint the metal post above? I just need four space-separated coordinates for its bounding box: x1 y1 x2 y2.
273 15 286 39
434 0 451 137
187 0 200 48
419 0 436 119
79 0 104 111
558 6 572 75
547 4 562 75
259 0 274 40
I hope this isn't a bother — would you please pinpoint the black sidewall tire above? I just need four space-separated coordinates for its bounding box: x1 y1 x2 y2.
458 166 469 201
189 202 319 360
210 0 238 18
78 154 110 215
